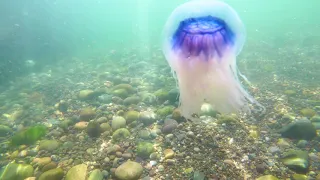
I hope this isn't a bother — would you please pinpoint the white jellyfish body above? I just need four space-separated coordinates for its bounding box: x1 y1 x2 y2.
162 0 262 119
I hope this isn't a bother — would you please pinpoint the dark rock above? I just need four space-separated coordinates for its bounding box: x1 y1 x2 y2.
87 121 101 138
281 150 309 174
280 120 316 140
167 88 179 103
162 119 178 134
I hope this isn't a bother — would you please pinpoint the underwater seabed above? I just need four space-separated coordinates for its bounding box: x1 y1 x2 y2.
0 0 319 176
0 42 318 179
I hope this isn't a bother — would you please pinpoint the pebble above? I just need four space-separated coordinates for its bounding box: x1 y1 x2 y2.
104 157 110 163
163 149 175 159
158 165 164 172
187 131 195 137
150 161 157 166
166 159 175 165
116 151 122 157
194 147 200 152
165 134 174 139
122 153 132 159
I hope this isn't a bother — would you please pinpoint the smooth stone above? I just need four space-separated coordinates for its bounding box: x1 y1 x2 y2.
123 96 140 105
42 162 58 172
87 121 101 138
112 116 126 131
280 120 316 140
139 111 156 125
79 107 96 121
0 125 12 137
100 123 111 132
136 142 154 159
88 169 103 180
125 111 140 124
281 150 309 174
74 121 88 130
292 174 308 180
112 128 130 142
256 175 279 180
0 162 34 180
139 130 150 140
200 103 217 117
115 161 143 180
163 149 175 159
39 140 60 151
65 164 87 180
32 157 52 168
78 90 95 100
38 168 64 180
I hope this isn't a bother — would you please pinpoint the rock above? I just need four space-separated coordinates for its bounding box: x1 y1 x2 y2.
125 111 140 124
115 161 143 180
100 123 111 132
10 150 19 159
171 108 183 122
162 119 178 134
292 174 308 180
78 90 95 100
87 121 101 138
42 162 57 172
136 142 154 159
88 169 103 180
140 92 156 104
281 150 309 174
123 96 140 105
277 138 290 148
0 125 12 137
112 116 126 131
57 101 68 113
74 121 88 130
98 94 113 103
193 171 205 180
256 175 279 180
167 88 179 103
284 90 296 96
200 103 217 117
163 149 175 159
38 168 64 180
311 116 320 129
39 140 60 151
0 162 34 180
32 157 52 168
139 111 156 126
217 114 238 124
112 89 129 98
24 177 36 180
112 128 130 142
156 106 174 117
79 107 96 121
65 164 87 180
139 130 150 140
154 89 169 102
300 108 316 118
122 153 132 159
297 140 308 148
112 84 133 92
280 120 317 140
96 117 108 123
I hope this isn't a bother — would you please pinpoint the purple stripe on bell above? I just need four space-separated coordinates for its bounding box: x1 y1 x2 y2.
172 15 235 59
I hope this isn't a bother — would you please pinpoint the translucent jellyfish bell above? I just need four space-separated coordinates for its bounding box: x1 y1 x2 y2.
162 0 262 119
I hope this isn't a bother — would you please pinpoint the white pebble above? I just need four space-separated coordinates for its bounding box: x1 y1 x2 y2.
194 147 200 152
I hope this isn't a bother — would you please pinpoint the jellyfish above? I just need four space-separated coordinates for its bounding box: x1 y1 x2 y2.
162 0 263 119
